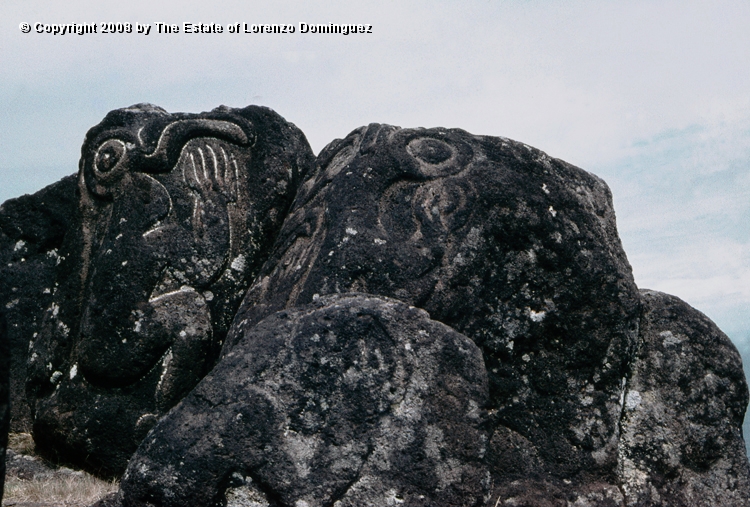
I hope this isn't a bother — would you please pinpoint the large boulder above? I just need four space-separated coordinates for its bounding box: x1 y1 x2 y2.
227 124 641 491
617 289 750 506
0 175 79 432
113 294 489 507
20 104 315 476
5 118 744 506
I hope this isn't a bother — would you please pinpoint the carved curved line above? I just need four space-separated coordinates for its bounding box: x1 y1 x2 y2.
206 144 220 185
198 147 208 180
189 152 199 184
406 137 458 172
92 139 127 176
231 154 239 188
148 285 197 304
154 347 173 394
220 145 230 186
142 221 162 238
142 119 249 171
377 179 422 242
141 174 173 238
192 195 200 224
290 216 326 307
181 158 188 186
128 340 175 388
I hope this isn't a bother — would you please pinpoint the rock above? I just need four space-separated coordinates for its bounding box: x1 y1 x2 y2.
1 312 9 503
5 448 81 482
617 289 750 506
0 175 79 432
19 104 315 476
117 294 489 507
3 447 119 507
487 479 626 507
228 124 641 489
92 492 124 507
5 117 745 505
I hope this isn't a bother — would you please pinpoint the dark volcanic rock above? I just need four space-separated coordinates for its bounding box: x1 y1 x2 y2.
617 289 750 506
1 312 9 502
0 175 79 432
227 124 641 490
17 104 314 476
117 294 489 507
7 116 747 506
5 448 81 482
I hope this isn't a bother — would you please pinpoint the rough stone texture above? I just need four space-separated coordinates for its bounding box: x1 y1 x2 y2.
228 124 641 491
92 492 124 507
1 311 9 503
0 175 79 432
4 117 747 506
5 448 85 482
18 104 315 476
117 294 489 507
617 289 750 506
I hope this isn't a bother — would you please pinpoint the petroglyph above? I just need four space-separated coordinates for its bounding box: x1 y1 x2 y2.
22 104 314 475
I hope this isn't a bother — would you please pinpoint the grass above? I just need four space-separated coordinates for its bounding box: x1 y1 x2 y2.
3 433 119 507
6 433 35 455
3 474 118 506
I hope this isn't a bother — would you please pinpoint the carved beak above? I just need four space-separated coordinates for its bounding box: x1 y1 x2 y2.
139 118 253 173
82 116 254 199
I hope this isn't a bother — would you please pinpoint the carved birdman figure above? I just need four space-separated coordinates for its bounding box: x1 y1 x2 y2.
24 104 314 475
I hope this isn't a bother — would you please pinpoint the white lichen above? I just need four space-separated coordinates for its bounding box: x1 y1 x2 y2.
625 390 642 411
231 254 247 272
529 309 546 322
660 330 683 347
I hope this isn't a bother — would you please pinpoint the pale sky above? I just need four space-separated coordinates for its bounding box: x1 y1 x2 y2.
2 0 749 432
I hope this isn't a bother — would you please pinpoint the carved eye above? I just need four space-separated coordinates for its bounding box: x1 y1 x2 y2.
94 140 126 173
407 138 453 165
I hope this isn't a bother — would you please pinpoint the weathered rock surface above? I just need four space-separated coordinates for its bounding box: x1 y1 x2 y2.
114 294 489 507
4 112 749 506
12 104 314 476
617 289 750 506
0 175 79 432
228 124 641 491
5 448 84 482
1 311 9 502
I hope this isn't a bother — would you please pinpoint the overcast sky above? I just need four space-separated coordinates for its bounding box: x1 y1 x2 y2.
2 1 749 383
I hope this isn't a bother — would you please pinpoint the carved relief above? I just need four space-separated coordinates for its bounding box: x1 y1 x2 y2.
24 104 314 475
225 124 641 490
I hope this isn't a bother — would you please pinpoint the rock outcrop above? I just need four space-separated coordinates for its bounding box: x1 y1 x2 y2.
2 109 748 506
0 174 79 432
97 123 656 506
228 124 641 494
618 290 750 506
118 294 489 507
13 104 315 476
1 311 9 503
